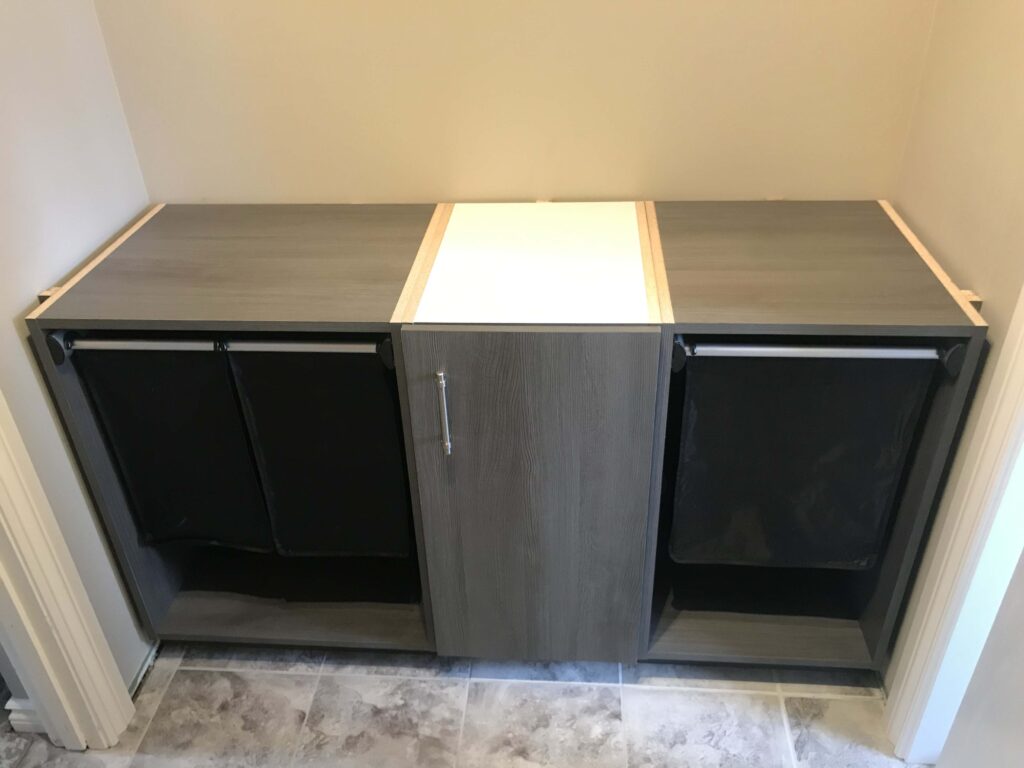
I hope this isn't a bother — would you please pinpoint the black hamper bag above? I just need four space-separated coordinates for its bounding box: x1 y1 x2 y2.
74 347 274 551
669 352 935 570
228 343 413 558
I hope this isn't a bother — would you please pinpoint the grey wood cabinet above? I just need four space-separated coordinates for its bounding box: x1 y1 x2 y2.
640 201 988 672
402 326 661 662
26 205 439 652
26 201 987 674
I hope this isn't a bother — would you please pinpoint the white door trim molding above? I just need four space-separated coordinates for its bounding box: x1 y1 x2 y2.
885 282 1024 762
0 387 134 750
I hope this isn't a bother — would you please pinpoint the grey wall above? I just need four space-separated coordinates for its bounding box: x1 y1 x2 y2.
93 0 937 202
888 0 1024 698
0 0 153 684
939 531 1024 766
0 647 27 700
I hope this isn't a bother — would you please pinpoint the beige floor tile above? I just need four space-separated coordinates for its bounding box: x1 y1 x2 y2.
623 687 790 768
786 697 905 768
460 681 626 768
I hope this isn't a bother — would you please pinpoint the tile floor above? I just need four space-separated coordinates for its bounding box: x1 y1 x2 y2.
0 644 927 768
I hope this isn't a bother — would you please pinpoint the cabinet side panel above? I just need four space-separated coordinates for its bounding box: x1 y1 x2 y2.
862 334 988 666
636 327 675 654
403 326 660 662
26 323 179 632
390 327 436 647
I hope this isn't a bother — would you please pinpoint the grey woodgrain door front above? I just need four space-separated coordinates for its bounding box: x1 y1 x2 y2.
402 326 661 662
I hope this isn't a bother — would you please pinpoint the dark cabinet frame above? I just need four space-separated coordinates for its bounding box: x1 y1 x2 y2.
27 325 436 651
639 197 990 670
640 326 985 669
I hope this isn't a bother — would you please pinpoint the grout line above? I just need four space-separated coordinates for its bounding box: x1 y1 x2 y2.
617 672 628 768
284 662 322 768
175 663 319 675
469 676 621 687
178 664 324 675
176 658 883 698
778 694 800 768
321 671 471 682
621 682 781 696
181 660 478 683
126 660 180 759
454 678 471 768
176 663 884 700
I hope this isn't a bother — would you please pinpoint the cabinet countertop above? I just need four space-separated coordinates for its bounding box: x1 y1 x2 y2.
30 200 984 336
32 204 435 331
655 201 980 335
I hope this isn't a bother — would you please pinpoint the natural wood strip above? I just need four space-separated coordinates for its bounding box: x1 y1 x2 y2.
878 200 987 327
390 203 454 323
27 203 165 321
635 202 662 323
961 290 983 311
643 201 674 323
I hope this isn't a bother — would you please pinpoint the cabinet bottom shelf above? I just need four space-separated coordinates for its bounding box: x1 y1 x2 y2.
645 593 873 669
158 591 432 651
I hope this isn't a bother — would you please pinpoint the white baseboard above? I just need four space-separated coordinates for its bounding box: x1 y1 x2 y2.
6 697 49 738
0 641 156 744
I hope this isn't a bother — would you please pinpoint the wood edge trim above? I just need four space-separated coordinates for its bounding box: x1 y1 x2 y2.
390 203 454 324
878 200 987 328
635 201 662 324
644 201 675 324
26 203 166 322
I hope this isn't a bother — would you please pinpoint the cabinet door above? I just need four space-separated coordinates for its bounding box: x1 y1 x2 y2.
402 326 660 661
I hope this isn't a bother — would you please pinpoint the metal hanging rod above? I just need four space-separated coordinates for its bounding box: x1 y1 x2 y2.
66 339 377 354
68 339 217 352
686 344 940 360
224 341 377 354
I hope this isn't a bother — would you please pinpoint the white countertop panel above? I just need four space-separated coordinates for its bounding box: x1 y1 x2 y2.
413 202 650 324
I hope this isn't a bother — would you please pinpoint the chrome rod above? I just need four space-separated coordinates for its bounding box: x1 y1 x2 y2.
435 372 453 456
226 341 377 354
688 344 939 360
69 339 216 352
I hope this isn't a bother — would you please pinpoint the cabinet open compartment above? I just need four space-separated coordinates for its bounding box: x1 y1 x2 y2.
46 329 432 651
642 333 984 670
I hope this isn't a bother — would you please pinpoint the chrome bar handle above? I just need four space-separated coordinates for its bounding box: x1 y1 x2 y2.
435 372 452 456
